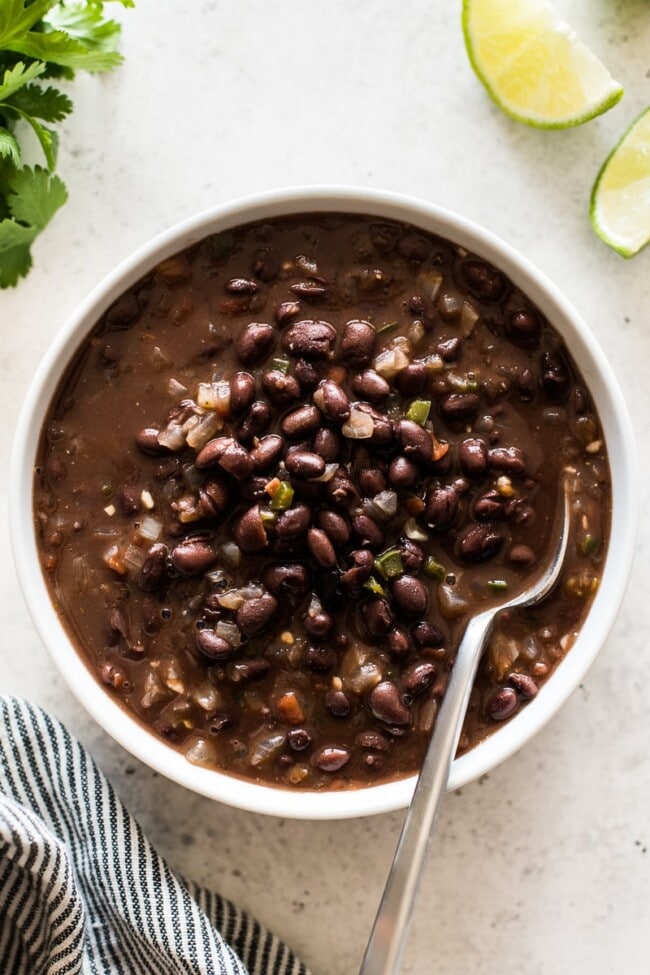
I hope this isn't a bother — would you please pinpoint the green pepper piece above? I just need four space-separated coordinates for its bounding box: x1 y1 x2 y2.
363 576 387 597
259 508 277 526
270 481 294 511
271 357 291 374
377 321 399 335
423 557 446 580
579 533 600 557
487 579 508 593
375 548 404 580
405 399 432 425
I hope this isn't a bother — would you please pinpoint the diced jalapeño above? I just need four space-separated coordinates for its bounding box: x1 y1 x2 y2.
269 481 294 511
375 548 404 580
405 399 432 426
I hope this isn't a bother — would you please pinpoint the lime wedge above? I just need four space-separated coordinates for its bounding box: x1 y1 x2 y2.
462 0 623 129
591 107 650 258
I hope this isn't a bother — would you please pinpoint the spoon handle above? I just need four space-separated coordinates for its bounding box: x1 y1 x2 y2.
358 609 496 975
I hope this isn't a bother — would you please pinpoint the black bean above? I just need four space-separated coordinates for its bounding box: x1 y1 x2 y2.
317 510 351 547
473 488 504 521
226 277 259 295
307 528 337 568
395 363 427 397
105 295 140 330
458 437 488 476
234 505 268 552
325 689 352 717
509 672 538 699
262 369 301 405
398 538 425 573
195 436 234 469
355 403 393 445
252 254 278 283
196 628 236 661
236 593 278 636
341 549 374 594
402 661 437 696
229 372 256 414
312 746 350 772
507 308 540 346
217 441 255 480
358 466 387 497
135 427 169 456
488 446 526 475
357 730 390 751
154 457 182 480
228 658 271 682
237 400 271 441
487 687 519 721
325 468 360 508
411 620 444 649
436 337 461 361
339 319 377 366
199 477 230 516
509 544 536 566
302 606 334 639
387 626 410 658
276 300 301 325
250 434 283 471
517 368 536 402
291 280 327 300
392 574 428 616
351 513 385 550
285 449 326 480
170 537 216 575
282 320 336 359
239 475 271 501
362 597 395 637
262 562 310 595
368 681 412 726
313 427 341 462
275 504 311 539
351 369 390 404
237 322 275 366
304 645 337 673
313 380 351 425
139 543 168 592
424 485 459 531
287 728 313 751
541 351 570 402
457 525 505 562
394 419 434 463
388 455 419 488
461 259 505 301
439 392 480 423
281 403 322 438
119 485 141 515
293 358 319 390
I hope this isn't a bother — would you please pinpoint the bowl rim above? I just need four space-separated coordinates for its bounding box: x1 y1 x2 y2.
10 184 638 820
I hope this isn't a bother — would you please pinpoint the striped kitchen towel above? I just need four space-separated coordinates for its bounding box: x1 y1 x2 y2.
0 696 311 975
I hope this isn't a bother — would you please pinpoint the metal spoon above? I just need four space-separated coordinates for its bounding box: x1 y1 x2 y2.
359 482 571 975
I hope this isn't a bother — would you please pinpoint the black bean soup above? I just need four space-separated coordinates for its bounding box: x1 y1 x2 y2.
34 214 610 790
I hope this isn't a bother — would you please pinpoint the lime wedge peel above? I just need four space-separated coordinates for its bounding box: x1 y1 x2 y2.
591 107 650 259
462 0 624 130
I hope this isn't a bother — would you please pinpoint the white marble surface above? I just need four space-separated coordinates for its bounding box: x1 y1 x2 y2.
2 1 650 972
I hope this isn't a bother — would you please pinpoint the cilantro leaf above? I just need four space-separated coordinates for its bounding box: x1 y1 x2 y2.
0 165 67 285
1 103 58 169
0 128 20 165
0 60 45 101
8 29 123 72
44 1 123 52
8 83 72 122
0 2 58 50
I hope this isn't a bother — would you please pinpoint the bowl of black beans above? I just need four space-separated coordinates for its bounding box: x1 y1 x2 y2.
11 187 637 818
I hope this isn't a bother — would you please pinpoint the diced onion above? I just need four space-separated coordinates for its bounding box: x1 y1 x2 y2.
157 423 186 450
121 543 147 572
193 683 222 711
373 347 410 379
218 589 245 611
215 621 242 648
404 517 429 542
151 346 171 372
342 407 375 439
310 463 339 482
249 731 286 767
186 410 222 449
184 736 217 767
197 380 231 414
137 514 163 542
438 293 462 320
72 555 88 595
438 584 469 619
416 268 443 301
218 541 242 569
461 301 479 336
168 378 188 397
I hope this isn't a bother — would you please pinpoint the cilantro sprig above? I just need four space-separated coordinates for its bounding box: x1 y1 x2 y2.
0 1 133 287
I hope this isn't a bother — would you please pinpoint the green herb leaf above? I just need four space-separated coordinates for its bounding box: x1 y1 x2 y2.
0 60 46 101
8 29 123 72
0 128 20 165
8 83 72 121
2 103 58 168
0 2 58 50
0 165 67 285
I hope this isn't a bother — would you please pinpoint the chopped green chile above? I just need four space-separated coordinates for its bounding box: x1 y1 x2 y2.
405 400 432 425
33 212 611 791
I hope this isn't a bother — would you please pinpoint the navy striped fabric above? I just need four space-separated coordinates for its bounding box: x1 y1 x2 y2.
0 697 310 975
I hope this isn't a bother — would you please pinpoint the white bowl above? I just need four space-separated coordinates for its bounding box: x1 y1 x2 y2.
10 187 637 819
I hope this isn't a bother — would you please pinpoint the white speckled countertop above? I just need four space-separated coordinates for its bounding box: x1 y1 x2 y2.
2 2 650 972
